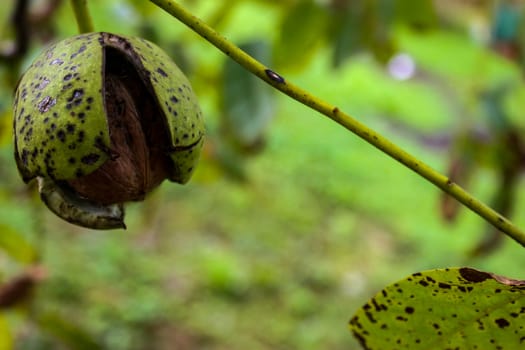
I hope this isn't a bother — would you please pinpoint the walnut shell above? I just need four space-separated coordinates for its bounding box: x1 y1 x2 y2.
13 32 205 229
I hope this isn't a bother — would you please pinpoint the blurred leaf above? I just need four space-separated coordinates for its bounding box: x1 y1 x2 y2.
396 28 518 84
480 85 512 133
127 0 159 16
393 0 437 30
0 224 36 263
213 140 248 181
37 311 102 350
330 1 396 66
368 1 396 63
330 2 370 67
470 130 522 257
350 268 525 349
0 267 45 309
197 248 249 298
467 89 525 256
206 0 241 29
492 2 522 42
440 154 476 222
0 110 12 146
273 0 329 70
0 313 13 350
221 40 275 153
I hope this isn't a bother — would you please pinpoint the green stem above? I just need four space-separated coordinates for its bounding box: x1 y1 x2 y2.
70 0 94 33
150 0 525 248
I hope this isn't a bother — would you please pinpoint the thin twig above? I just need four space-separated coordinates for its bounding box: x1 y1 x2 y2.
70 0 94 33
149 0 525 248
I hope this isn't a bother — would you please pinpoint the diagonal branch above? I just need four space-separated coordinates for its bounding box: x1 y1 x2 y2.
149 0 525 248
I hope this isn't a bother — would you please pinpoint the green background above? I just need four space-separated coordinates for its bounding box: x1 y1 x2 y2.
0 0 524 349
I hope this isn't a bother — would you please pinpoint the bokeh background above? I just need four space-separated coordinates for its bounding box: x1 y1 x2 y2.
1 0 525 349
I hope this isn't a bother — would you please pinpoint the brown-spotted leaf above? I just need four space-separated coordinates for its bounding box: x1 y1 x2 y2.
349 268 525 349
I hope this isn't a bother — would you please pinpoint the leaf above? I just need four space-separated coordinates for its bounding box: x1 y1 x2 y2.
0 224 37 263
273 0 329 70
221 40 275 151
492 2 522 42
330 1 396 66
213 140 248 181
0 267 45 309
349 268 525 350
330 3 369 67
0 110 12 146
393 0 437 30
440 154 476 222
37 311 102 350
0 313 13 350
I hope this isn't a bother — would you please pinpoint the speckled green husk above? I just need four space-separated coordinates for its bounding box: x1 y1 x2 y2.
13 32 204 183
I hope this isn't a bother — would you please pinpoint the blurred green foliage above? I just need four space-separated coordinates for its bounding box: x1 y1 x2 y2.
0 0 525 349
